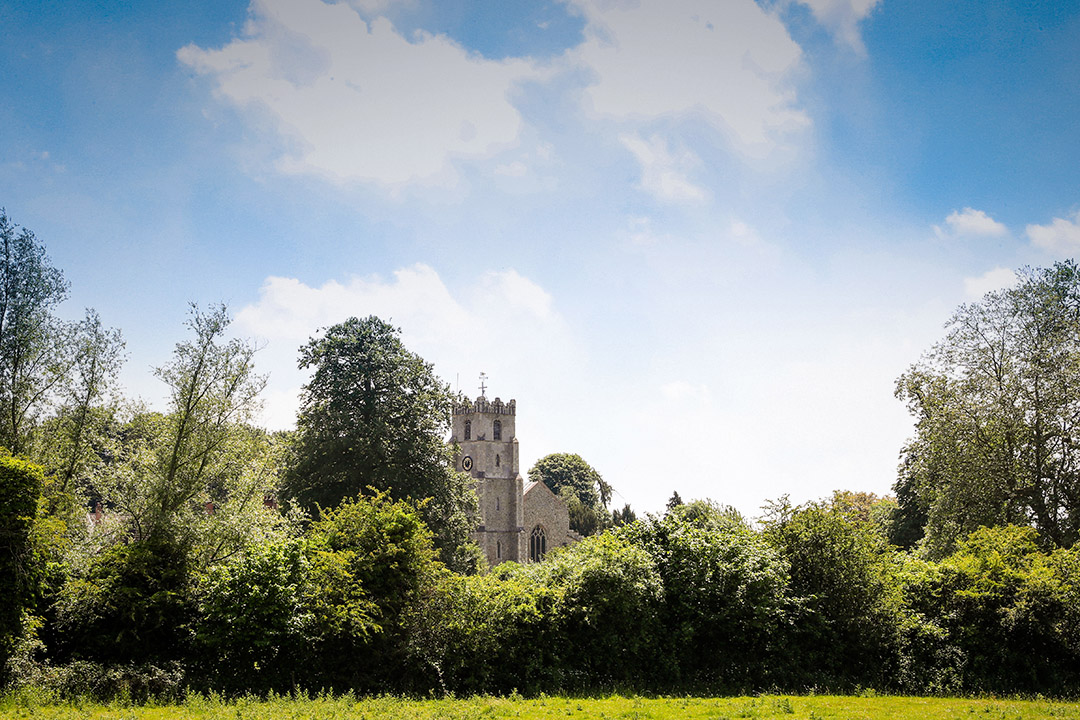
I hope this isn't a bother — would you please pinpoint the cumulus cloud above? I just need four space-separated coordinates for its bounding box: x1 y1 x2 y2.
178 0 537 187
570 0 808 155
234 264 575 429
1026 211 1080 255
620 133 707 203
963 267 1016 299
793 0 881 53
934 207 1009 240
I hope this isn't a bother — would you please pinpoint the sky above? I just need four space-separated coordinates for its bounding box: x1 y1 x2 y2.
3 0 1080 519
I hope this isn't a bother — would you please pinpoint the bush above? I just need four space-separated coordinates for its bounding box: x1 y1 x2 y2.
763 503 908 690
192 537 313 693
54 537 192 666
618 514 790 691
906 525 1080 694
0 452 44 685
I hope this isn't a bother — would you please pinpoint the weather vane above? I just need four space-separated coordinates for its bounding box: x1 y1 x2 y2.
479 372 488 398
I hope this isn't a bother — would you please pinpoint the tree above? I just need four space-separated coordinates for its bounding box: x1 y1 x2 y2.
283 316 480 573
610 503 637 527
666 491 684 512
896 261 1080 554
36 309 125 492
528 453 612 536
0 210 70 454
144 303 264 543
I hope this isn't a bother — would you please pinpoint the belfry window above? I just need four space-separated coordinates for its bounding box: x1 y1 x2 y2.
464 420 471 440
493 419 502 440
529 525 547 562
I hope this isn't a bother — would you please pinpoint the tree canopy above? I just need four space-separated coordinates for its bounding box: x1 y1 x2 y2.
283 316 480 572
896 261 1080 555
0 210 70 454
528 452 612 536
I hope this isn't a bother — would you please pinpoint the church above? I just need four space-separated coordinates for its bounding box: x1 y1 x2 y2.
450 392 579 566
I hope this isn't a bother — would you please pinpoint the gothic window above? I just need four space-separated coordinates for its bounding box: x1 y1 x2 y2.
496 453 500 467
529 525 547 562
464 420 471 440
493 419 502 440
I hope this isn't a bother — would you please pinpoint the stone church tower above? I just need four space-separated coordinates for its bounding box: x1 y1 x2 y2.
451 389 577 566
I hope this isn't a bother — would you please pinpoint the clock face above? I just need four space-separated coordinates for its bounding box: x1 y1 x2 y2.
462 456 474 471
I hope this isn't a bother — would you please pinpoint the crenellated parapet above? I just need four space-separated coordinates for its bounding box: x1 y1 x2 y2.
453 396 516 416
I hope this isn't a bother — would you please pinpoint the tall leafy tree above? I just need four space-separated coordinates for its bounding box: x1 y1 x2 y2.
896 261 1080 554
0 210 70 454
284 316 480 573
39 309 126 492
528 452 612 536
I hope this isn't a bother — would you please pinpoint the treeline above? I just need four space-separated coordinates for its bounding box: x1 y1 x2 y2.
2 208 1080 701
6 470 1080 699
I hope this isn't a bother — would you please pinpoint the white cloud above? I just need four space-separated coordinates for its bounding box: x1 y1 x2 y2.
234 264 576 430
793 0 881 53
1026 211 1080 255
570 0 808 155
178 0 537 187
620 133 707 203
934 207 1009 239
963 267 1016 299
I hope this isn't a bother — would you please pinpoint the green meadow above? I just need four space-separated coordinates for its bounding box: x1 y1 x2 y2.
3 695 1080 720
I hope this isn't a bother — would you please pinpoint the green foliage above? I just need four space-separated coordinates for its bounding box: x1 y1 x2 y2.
763 501 909 690
193 537 312 693
0 210 70 455
667 498 749 532
617 511 789 691
146 303 264 544
610 502 636 527
284 316 480 573
405 566 562 695
904 525 1080 694
301 492 441 691
532 533 663 689
529 453 611 536
0 452 44 682
897 261 1080 554
45 309 125 493
54 537 192 666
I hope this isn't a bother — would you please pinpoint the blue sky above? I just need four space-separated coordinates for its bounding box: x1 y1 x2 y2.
3 0 1080 517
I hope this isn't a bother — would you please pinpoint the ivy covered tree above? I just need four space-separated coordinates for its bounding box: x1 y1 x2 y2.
283 316 481 573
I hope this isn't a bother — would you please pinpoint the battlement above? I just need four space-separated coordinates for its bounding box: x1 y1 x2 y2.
453 396 516 416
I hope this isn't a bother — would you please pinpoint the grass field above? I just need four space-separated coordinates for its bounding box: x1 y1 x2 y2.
2 694 1080 720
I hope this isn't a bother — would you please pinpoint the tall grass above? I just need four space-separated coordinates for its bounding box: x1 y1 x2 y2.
2 693 1079 720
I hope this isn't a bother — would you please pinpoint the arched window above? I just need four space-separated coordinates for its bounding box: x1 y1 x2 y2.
495 453 500 467
529 525 547 562
464 420 471 440
493 419 502 440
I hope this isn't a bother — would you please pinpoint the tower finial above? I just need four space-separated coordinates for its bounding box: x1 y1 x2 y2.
479 372 488 398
